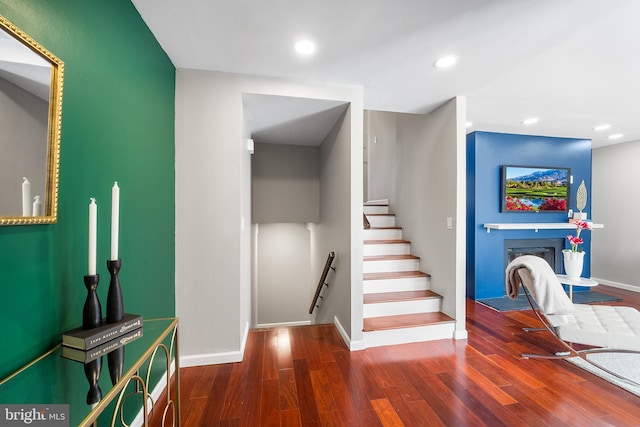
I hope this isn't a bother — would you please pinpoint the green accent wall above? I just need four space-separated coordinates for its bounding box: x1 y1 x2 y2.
0 0 175 380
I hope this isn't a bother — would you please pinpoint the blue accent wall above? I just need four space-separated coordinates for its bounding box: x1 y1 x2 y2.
467 131 592 299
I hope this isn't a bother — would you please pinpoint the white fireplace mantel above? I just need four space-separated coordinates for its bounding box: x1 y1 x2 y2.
483 222 604 233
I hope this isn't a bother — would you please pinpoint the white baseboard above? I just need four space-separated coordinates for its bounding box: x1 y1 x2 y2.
592 277 640 293
454 329 468 340
240 320 249 359
334 315 365 351
256 320 311 328
181 350 244 367
180 321 250 367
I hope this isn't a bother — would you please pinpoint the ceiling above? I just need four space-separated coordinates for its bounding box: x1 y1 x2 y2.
0 27 51 100
242 94 349 146
131 0 640 148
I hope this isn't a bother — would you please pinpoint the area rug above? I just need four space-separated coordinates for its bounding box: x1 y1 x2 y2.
568 353 640 397
477 291 621 312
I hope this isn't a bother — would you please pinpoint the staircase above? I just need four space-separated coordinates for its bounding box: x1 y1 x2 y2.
363 200 455 348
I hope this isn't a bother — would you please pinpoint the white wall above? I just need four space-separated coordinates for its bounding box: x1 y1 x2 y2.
592 140 640 290
176 70 363 365
366 97 467 338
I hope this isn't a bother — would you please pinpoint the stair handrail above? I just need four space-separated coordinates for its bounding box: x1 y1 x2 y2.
309 251 336 314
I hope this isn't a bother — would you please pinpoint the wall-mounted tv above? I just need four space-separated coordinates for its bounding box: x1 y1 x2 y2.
501 165 570 212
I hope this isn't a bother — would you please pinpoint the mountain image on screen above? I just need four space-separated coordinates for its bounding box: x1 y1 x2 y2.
512 169 567 183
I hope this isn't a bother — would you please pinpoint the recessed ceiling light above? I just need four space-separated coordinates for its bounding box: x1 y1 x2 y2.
521 117 539 125
294 39 315 56
593 124 611 131
434 55 458 69
608 133 624 140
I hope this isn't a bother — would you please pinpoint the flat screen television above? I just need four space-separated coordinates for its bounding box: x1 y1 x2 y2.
501 165 570 212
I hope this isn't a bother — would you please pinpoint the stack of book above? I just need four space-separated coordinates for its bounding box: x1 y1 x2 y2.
61 313 143 363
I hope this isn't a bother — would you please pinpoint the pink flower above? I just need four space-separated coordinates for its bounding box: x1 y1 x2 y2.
568 236 583 246
566 222 590 252
575 220 590 230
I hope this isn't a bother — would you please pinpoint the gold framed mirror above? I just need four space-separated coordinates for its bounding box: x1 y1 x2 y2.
0 15 63 226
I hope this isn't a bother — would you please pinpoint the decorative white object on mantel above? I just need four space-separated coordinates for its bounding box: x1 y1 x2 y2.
574 180 588 220
483 222 604 233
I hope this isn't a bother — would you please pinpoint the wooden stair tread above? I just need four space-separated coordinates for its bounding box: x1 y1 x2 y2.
364 254 419 261
366 213 395 216
364 290 440 304
364 239 410 245
363 312 455 332
364 271 429 280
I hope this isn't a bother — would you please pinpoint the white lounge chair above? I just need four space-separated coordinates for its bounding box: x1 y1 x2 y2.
505 255 640 385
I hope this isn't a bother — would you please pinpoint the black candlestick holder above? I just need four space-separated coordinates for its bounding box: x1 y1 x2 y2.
83 274 102 330
108 346 124 385
107 259 124 324
84 356 103 405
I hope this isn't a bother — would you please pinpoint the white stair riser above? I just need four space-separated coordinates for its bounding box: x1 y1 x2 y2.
366 215 396 228
364 323 456 348
363 259 419 273
364 205 389 215
363 298 441 318
363 243 410 256
365 199 389 205
364 276 429 293
364 229 403 240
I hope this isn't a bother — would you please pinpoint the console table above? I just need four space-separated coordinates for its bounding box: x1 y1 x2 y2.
0 318 180 427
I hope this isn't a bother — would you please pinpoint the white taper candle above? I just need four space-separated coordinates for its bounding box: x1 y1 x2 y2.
22 177 31 216
32 195 42 216
88 198 97 275
111 182 120 260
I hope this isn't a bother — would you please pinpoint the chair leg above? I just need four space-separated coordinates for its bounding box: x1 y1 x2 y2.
522 351 575 360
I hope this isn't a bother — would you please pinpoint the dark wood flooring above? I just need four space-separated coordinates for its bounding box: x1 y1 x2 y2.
155 285 640 426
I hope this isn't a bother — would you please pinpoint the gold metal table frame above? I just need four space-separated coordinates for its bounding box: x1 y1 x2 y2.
0 318 180 427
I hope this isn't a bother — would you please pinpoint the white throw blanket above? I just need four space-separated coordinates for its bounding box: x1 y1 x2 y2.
505 255 575 315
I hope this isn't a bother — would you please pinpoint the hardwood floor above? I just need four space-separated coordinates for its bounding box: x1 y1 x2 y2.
156 285 640 426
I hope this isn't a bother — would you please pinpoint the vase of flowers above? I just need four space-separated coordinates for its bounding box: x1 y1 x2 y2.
563 220 590 279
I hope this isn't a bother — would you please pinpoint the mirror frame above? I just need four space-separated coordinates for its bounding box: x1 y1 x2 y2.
0 15 64 226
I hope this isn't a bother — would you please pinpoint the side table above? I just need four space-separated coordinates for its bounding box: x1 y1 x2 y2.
556 274 598 301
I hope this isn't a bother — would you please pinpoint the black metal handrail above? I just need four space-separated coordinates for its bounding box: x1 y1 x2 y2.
309 251 336 314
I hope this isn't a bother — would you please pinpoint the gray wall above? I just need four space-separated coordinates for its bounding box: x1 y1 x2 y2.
592 140 640 290
365 98 467 337
176 70 249 365
252 142 319 223
0 78 47 215
365 110 397 202
312 105 364 346
176 69 363 365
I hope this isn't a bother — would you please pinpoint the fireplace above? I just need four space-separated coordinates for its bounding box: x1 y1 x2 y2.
504 238 564 273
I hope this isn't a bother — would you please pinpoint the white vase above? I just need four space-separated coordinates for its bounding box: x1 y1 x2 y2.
563 250 585 279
